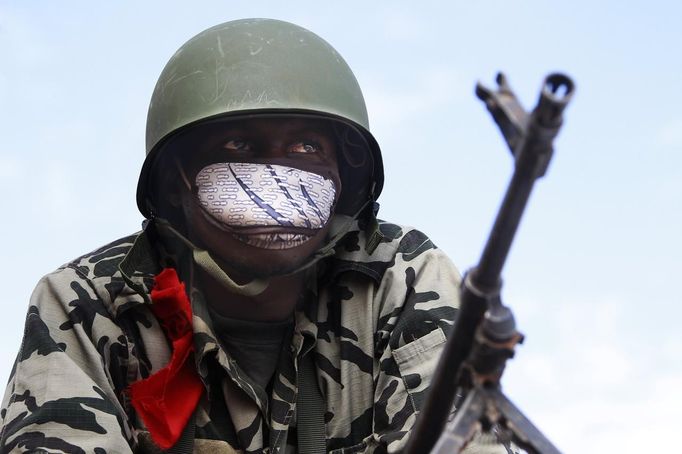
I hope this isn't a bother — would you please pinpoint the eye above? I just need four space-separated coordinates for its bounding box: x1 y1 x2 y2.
288 140 322 154
223 139 252 152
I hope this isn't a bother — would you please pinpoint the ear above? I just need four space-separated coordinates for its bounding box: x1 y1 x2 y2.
170 160 194 208
168 191 182 208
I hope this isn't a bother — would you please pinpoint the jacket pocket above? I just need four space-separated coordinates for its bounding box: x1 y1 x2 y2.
328 440 368 454
391 327 446 411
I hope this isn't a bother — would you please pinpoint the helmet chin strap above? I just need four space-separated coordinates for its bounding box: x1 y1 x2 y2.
155 218 268 297
153 197 371 297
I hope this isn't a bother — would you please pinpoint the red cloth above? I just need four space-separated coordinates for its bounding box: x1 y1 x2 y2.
129 268 204 450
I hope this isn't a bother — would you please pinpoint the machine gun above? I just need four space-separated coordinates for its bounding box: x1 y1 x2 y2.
403 73 575 454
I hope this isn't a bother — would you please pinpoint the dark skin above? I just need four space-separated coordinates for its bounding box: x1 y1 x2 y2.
171 117 341 321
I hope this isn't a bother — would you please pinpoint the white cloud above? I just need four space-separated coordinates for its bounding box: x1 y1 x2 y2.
43 161 79 222
539 371 682 453
0 155 22 180
363 67 464 134
501 290 682 453
657 117 682 147
377 7 426 41
0 5 53 67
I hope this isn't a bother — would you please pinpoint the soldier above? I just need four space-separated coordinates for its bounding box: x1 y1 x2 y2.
0 19 499 453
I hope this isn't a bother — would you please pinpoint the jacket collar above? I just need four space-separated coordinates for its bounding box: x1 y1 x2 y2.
115 221 161 313
115 216 387 316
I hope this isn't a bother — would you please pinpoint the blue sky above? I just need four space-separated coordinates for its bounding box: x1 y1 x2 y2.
1 2 681 452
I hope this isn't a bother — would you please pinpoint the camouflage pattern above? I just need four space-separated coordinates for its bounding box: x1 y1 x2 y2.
0 219 498 453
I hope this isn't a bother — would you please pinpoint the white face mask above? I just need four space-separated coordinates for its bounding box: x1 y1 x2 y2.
194 162 336 248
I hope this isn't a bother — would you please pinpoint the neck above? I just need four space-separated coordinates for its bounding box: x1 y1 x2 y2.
197 268 306 322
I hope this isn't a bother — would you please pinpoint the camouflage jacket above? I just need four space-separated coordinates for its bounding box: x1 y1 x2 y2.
1 220 462 454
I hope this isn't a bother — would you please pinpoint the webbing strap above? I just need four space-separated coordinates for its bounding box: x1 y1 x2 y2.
166 410 196 454
154 218 268 296
297 353 327 454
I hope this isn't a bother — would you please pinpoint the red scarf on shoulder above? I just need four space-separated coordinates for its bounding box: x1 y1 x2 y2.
128 268 204 450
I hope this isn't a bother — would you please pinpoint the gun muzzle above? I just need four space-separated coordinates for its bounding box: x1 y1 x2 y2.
518 73 574 179
535 73 575 128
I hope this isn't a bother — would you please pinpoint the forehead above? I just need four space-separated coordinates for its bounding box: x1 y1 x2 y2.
179 115 336 146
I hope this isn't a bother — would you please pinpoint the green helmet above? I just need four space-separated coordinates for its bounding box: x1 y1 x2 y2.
137 18 383 219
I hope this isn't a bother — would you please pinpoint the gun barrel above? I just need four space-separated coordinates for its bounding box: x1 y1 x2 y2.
476 72 574 287
403 73 574 454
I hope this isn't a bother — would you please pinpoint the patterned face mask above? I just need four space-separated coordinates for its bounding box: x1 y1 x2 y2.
194 162 336 241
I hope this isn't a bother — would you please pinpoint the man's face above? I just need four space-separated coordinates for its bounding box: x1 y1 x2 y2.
174 117 341 278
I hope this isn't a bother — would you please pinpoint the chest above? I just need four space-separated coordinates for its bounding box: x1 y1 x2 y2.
128 273 381 453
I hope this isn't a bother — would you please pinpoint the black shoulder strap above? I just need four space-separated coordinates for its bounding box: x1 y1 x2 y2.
165 411 196 454
297 352 327 453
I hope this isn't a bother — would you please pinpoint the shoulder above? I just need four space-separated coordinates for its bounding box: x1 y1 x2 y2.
34 232 151 320
2 234 151 452
62 232 141 280
327 219 460 345
347 221 461 349
18 231 164 386
331 219 456 284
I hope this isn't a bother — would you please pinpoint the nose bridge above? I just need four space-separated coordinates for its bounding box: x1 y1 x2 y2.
260 135 286 158
254 121 289 158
